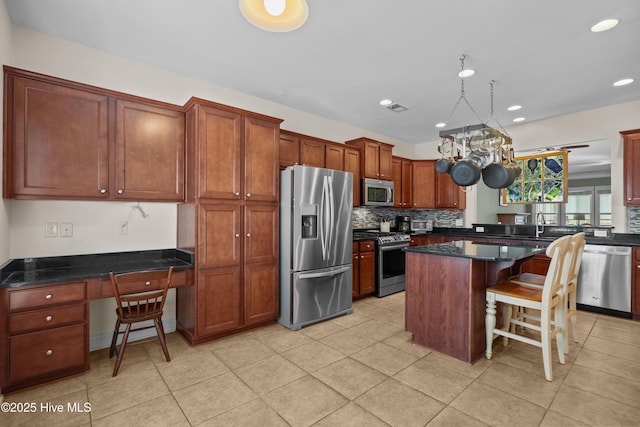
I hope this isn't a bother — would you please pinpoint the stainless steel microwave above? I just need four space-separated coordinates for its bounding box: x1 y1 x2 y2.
363 178 394 206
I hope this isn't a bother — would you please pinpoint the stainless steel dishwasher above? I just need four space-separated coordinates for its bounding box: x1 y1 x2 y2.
577 244 631 313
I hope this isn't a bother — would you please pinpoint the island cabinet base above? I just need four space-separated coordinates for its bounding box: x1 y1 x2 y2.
405 252 489 363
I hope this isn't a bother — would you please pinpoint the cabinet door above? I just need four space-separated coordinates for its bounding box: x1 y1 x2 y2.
244 263 278 325
244 116 280 202
412 160 436 208
115 100 185 201
379 144 393 179
8 76 109 199
244 204 278 265
358 251 375 295
300 138 326 168
325 144 345 171
362 141 380 179
199 204 242 268
279 133 299 169
344 148 361 207
392 158 403 207
436 172 465 209
198 106 242 199
197 267 241 336
401 160 413 207
623 130 640 206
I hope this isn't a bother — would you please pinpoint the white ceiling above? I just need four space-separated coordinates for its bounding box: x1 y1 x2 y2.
5 0 639 156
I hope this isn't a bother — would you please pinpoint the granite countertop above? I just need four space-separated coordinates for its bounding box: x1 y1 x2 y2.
404 240 546 261
0 249 194 288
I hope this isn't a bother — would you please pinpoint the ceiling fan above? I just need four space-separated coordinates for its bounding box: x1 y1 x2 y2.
516 143 590 155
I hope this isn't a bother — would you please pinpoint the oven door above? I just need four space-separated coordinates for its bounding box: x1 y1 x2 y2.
376 242 409 297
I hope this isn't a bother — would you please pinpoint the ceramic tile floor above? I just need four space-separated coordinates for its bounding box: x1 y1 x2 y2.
2 292 640 426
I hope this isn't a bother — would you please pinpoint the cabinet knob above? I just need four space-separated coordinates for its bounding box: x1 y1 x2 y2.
46 349 53 356
246 233 251 237
235 234 240 238
355 255 359 259
629 198 632 201
117 189 124 194
246 193 251 197
45 294 53 300
235 192 240 196
45 315 53 322
100 189 107 194
145 281 151 286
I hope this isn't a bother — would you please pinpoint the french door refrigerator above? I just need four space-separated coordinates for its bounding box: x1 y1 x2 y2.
279 165 353 330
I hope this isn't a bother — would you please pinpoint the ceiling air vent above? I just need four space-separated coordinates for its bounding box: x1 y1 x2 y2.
386 103 408 113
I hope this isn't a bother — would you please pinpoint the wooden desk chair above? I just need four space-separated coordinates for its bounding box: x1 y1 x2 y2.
109 267 173 376
509 232 586 353
485 235 571 381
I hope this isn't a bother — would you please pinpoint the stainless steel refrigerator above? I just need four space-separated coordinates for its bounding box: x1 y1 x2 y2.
278 165 353 330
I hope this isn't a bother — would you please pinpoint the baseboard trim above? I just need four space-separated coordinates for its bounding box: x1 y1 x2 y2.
89 318 177 351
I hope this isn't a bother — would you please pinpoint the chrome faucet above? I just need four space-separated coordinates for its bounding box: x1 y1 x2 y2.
535 211 545 238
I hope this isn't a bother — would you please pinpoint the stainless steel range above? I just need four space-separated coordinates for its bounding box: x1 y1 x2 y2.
354 231 410 297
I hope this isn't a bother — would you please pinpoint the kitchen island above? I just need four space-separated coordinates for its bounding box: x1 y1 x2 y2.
404 240 545 363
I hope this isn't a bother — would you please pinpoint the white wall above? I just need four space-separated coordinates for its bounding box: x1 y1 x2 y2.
0 2 11 265
415 100 640 231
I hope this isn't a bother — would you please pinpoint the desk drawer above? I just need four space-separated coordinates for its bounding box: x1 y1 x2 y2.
9 283 86 312
99 269 188 298
9 324 87 383
9 304 86 334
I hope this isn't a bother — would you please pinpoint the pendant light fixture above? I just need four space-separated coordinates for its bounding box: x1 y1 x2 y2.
239 0 309 32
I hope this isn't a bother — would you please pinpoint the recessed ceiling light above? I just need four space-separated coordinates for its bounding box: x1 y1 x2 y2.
458 69 475 78
513 117 526 123
379 99 393 106
590 18 619 33
435 122 446 128
507 105 522 111
613 78 634 87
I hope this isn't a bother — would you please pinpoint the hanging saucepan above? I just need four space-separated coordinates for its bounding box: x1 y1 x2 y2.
482 162 522 189
450 158 481 186
435 157 454 174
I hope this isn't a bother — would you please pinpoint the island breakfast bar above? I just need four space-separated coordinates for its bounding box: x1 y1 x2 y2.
404 240 545 364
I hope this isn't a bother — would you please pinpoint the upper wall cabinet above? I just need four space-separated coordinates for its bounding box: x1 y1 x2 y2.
622 129 640 206
345 137 393 180
3 67 185 202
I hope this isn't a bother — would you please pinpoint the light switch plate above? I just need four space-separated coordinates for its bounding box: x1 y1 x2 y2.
44 222 58 238
60 222 73 237
455 219 464 227
594 230 608 237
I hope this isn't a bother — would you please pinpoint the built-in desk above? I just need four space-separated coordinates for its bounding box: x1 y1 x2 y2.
404 240 544 363
0 249 194 394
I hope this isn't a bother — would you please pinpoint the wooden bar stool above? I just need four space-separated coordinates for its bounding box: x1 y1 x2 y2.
485 235 571 381
510 232 586 353
109 267 173 376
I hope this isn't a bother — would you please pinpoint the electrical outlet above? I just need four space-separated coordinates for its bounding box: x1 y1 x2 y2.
60 222 73 237
118 221 128 235
44 222 58 238
594 230 608 237
475 226 485 233
455 219 464 227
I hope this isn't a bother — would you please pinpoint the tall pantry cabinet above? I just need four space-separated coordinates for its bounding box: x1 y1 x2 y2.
176 98 283 344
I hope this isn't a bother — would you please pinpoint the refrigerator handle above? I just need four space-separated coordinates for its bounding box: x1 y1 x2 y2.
297 265 350 280
327 175 335 254
320 176 328 260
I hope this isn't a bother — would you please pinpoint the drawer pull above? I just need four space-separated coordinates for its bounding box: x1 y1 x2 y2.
45 315 53 322
45 294 53 300
145 281 151 286
46 349 53 356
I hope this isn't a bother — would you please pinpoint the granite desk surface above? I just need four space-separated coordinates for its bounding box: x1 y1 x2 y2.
0 249 194 288
404 240 546 262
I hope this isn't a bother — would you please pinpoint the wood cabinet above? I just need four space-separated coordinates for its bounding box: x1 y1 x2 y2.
392 157 413 207
352 240 375 297
632 247 640 319
177 98 282 345
409 235 429 246
519 253 551 275
325 143 345 171
345 137 394 180
300 137 326 168
412 160 436 208
3 67 185 202
436 171 466 209
622 129 640 206
279 131 300 169
345 147 361 207
0 281 89 393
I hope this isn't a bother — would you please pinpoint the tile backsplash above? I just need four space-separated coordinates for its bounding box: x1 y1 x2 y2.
352 207 463 230
628 207 640 233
